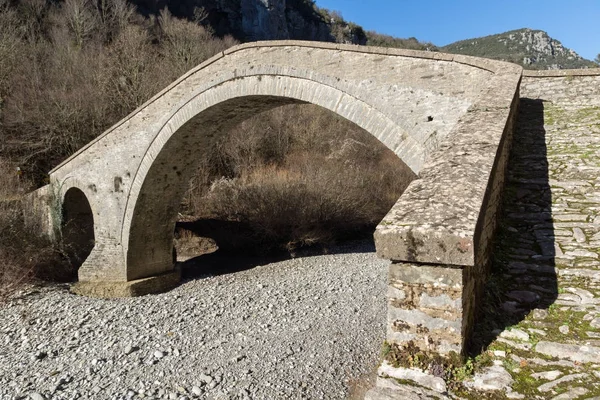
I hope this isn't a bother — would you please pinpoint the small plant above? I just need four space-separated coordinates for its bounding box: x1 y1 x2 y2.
383 341 493 392
381 341 392 358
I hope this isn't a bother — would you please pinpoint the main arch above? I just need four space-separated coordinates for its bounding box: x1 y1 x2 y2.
35 41 522 356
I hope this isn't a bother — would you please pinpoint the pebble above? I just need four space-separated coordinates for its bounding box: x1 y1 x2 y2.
191 386 202 396
559 325 569 334
493 350 506 358
0 241 389 399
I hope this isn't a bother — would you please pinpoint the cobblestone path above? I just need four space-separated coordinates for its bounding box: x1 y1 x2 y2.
462 89 600 398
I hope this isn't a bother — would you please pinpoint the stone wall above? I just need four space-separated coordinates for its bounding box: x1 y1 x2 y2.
22 185 55 241
522 69 600 105
387 263 464 354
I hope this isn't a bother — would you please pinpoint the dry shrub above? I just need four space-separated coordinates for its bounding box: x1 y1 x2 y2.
0 160 59 298
180 104 415 254
0 1 236 183
157 8 236 77
0 159 89 298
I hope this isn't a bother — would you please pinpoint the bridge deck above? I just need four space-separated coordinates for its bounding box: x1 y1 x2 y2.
460 72 600 398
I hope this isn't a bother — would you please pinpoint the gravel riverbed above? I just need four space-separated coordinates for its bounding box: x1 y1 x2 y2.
0 241 389 400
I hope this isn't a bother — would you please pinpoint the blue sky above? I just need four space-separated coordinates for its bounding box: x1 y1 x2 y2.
314 0 600 61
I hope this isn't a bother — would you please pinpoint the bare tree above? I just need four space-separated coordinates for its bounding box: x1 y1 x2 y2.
107 24 160 111
0 1 22 107
158 8 234 78
62 0 99 47
97 0 136 41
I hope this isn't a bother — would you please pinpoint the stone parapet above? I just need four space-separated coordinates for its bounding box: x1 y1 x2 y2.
523 68 600 77
374 67 521 268
522 72 600 107
374 58 521 363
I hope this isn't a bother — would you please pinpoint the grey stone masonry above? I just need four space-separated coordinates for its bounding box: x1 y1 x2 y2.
369 68 600 398
26 42 521 360
375 62 521 354
387 263 464 354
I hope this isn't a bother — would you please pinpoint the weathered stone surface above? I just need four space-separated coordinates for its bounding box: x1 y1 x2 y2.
535 342 600 364
500 328 530 341
465 365 514 392
387 263 463 354
536 373 588 392
378 361 447 393
365 377 449 400
71 268 181 298
531 370 563 380
551 387 589 400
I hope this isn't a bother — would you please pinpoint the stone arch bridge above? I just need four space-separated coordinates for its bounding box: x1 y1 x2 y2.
28 41 522 357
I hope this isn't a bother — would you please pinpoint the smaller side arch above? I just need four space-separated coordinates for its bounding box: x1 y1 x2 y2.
62 187 95 269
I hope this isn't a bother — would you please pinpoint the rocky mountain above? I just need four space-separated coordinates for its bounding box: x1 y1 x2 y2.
442 28 596 70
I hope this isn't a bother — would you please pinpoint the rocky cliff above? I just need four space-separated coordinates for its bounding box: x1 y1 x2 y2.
443 28 596 70
130 0 353 43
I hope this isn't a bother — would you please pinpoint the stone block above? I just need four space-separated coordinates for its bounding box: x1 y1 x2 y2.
71 267 180 298
22 185 56 241
387 262 466 354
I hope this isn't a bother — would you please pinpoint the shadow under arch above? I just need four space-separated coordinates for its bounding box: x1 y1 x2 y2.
61 187 95 270
123 82 419 281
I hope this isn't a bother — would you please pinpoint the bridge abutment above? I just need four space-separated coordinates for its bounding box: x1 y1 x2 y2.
71 268 181 297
